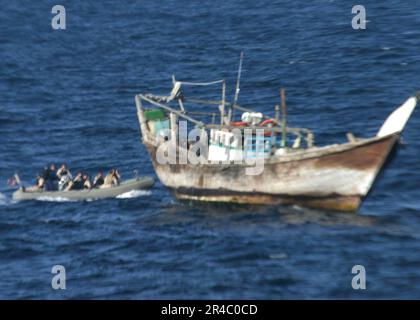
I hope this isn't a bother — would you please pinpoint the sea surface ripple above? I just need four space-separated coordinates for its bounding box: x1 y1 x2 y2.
0 0 419 299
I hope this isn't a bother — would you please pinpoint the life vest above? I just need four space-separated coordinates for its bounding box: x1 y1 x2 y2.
259 119 277 136
259 119 276 126
230 121 247 126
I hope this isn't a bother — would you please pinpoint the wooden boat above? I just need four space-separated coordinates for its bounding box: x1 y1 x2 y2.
134 75 417 212
12 177 155 201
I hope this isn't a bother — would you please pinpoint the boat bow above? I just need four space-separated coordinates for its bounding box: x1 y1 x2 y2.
377 95 418 137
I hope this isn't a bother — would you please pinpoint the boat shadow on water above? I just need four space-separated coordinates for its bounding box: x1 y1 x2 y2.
279 207 380 227
173 198 382 228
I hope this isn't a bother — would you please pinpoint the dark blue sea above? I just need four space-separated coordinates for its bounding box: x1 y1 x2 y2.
1 0 419 299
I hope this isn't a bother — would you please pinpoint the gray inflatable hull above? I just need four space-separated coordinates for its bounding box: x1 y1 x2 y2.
12 177 154 201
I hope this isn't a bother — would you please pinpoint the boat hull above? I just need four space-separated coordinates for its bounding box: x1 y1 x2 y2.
173 190 361 212
145 134 399 211
12 177 154 201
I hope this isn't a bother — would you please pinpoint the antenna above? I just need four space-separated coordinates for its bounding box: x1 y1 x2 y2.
233 52 244 106
229 52 243 123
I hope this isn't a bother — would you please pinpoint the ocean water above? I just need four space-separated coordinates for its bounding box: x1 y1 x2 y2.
1 0 420 299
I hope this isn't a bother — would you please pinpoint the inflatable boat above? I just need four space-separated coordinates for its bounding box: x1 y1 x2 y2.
12 176 155 201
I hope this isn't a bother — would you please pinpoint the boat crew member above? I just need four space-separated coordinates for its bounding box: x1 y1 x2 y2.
82 173 92 189
42 164 59 191
101 169 120 188
41 166 50 189
114 169 121 184
57 163 72 179
65 172 84 191
57 163 72 191
26 174 44 192
92 171 105 188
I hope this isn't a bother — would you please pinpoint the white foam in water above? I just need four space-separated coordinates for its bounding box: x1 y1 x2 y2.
116 190 152 199
0 192 8 206
269 253 288 260
36 196 75 202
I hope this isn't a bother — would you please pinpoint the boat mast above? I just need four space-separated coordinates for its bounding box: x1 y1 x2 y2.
221 80 226 125
275 104 280 124
280 88 287 148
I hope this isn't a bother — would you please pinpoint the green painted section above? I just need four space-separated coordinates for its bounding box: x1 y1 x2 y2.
144 109 166 121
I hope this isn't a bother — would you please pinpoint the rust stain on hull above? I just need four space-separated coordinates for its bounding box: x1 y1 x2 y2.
173 189 361 212
313 135 398 171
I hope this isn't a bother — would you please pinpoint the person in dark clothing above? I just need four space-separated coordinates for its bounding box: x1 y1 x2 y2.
92 171 105 188
82 173 92 189
42 166 51 181
72 172 84 190
65 172 84 191
42 164 59 191
26 174 44 192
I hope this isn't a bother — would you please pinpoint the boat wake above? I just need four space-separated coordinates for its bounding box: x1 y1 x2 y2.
116 190 152 199
0 192 8 206
36 196 76 202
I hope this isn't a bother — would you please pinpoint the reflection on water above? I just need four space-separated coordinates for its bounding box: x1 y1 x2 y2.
154 200 381 228
0 192 8 206
279 206 380 227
